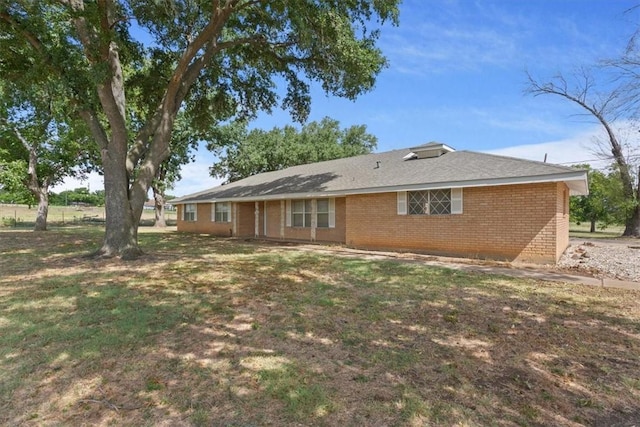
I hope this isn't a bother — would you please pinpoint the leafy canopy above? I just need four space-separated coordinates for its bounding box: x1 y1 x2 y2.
209 117 378 182
570 164 626 228
1 0 399 255
0 79 91 196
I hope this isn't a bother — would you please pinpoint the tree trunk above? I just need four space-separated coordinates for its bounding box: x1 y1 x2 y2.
95 145 143 260
34 187 49 231
69 1 179 259
17 128 50 232
622 204 640 237
590 219 596 233
152 185 167 228
622 171 640 237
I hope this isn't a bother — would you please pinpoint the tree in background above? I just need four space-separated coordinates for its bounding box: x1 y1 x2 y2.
0 83 90 231
527 67 639 237
151 114 201 227
570 165 626 232
1 1 399 258
49 188 105 207
210 117 377 182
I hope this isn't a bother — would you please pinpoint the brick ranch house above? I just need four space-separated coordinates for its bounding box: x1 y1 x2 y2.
171 143 588 264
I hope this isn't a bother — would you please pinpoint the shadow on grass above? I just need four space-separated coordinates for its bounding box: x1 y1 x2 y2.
0 229 639 426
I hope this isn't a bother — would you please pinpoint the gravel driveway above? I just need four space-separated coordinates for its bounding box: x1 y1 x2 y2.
557 238 640 282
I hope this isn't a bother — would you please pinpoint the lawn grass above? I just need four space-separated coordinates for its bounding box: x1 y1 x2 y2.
569 222 625 239
1 228 639 426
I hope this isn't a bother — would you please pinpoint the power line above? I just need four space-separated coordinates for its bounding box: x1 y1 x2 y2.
555 155 640 165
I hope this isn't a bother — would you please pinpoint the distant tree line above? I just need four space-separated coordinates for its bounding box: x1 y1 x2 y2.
0 187 104 207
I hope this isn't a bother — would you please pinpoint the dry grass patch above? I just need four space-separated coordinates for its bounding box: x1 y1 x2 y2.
0 204 173 228
1 228 639 426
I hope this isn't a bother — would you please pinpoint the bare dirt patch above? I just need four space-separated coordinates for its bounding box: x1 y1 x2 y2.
1 229 639 426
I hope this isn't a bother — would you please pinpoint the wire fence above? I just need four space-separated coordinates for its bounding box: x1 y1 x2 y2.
0 204 176 228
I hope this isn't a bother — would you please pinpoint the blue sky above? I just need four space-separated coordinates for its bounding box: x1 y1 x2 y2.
55 0 640 196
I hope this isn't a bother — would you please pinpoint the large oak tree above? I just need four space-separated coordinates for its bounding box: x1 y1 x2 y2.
0 0 399 258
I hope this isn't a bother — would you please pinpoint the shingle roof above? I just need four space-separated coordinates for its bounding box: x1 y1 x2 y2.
171 147 588 204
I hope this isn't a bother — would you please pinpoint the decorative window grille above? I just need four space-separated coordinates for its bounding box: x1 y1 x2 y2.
408 189 451 215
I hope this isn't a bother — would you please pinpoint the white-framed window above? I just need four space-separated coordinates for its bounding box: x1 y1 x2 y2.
211 202 231 222
316 199 329 228
184 203 197 221
292 199 312 228
286 198 336 228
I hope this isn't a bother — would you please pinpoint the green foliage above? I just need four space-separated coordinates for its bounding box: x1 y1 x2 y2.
570 165 627 229
1 0 400 251
1 0 398 146
209 117 378 182
0 63 93 207
49 187 105 207
0 157 34 205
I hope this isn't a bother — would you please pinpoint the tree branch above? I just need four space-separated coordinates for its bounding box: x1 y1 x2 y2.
79 110 109 150
127 3 239 172
526 72 635 200
9 126 40 193
0 10 45 55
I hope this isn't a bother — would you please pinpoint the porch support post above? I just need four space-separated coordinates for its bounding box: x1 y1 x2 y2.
280 200 285 239
254 201 259 238
232 203 237 236
310 199 317 242
263 201 267 237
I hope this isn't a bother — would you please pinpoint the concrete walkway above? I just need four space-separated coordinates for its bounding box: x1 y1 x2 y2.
286 243 640 291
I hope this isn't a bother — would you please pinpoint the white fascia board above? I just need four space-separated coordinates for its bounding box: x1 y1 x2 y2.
170 171 588 204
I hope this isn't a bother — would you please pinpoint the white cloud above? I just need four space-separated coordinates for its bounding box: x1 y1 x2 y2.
171 160 223 197
484 126 612 169
384 22 520 74
51 172 104 193
485 119 640 171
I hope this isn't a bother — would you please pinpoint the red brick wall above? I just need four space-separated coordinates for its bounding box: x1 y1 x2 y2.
265 201 282 238
176 184 568 263
177 199 346 243
315 197 346 243
235 202 255 237
345 183 566 263
281 198 346 243
176 203 233 236
284 223 313 240
555 183 570 260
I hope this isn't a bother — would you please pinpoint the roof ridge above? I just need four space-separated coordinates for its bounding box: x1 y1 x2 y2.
458 149 582 172
172 145 589 202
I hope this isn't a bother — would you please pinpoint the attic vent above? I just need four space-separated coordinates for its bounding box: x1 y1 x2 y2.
405 142 455 160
